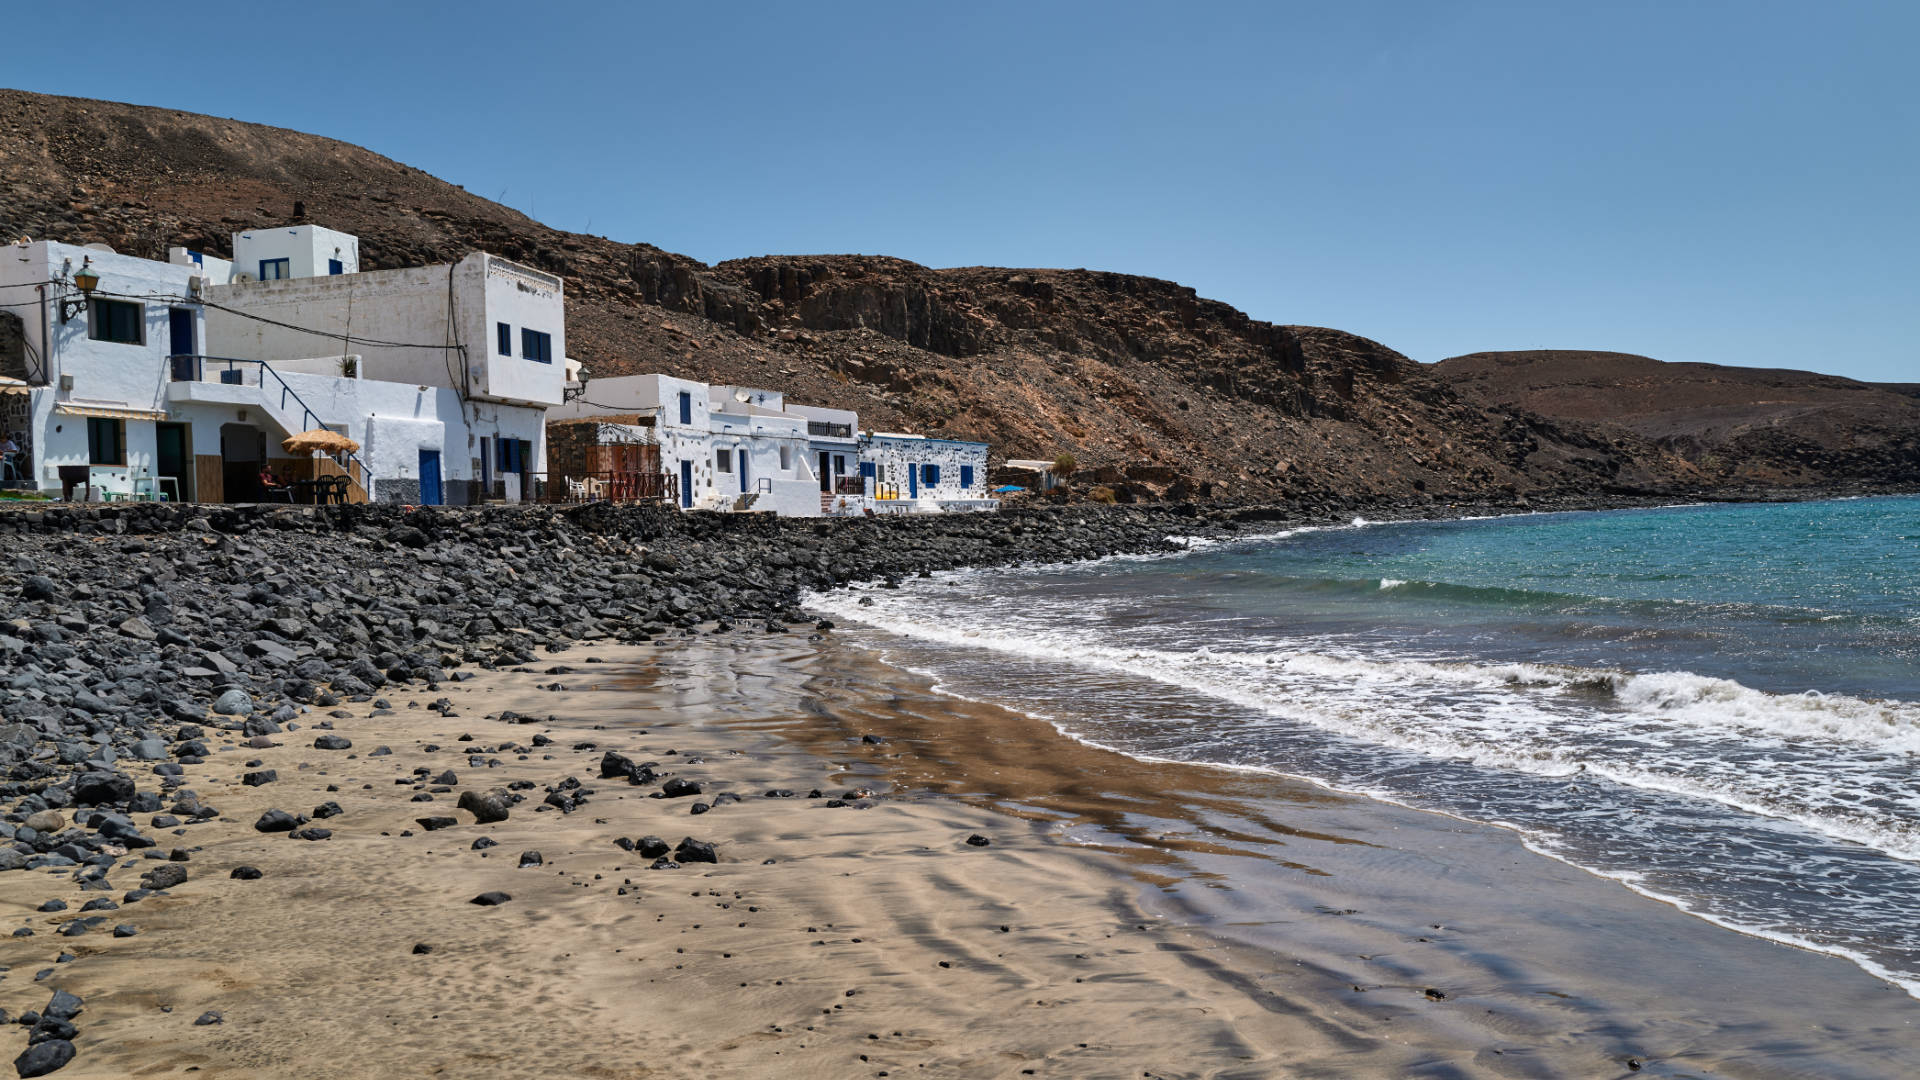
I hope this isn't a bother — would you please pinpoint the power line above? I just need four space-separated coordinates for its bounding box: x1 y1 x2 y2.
188 295 466 351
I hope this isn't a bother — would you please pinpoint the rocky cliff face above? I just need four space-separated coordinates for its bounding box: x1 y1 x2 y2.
1 88 1909 501
1436 351 1920 490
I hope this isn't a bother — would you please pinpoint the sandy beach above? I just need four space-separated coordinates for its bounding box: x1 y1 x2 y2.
1 632 1914 1079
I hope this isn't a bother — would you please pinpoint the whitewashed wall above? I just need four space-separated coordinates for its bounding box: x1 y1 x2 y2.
233 225 360 280
862 435 991 501
205 253 565 409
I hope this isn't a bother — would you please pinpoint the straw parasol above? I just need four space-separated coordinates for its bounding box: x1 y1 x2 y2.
282 429 360 454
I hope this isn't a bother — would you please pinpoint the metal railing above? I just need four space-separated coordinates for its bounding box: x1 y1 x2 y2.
832 475 866 495
807 421 853 438
540 470 678 504
169 355 371 497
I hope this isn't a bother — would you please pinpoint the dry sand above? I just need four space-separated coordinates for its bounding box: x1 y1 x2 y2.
0 634 1914 1079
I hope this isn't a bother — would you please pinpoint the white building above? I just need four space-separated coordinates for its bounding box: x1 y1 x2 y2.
203 248 567 504
860 433 996 513
0 240 205 500
0 226 568 506
169 223 360 284
788 402 863 513
547 374 826 515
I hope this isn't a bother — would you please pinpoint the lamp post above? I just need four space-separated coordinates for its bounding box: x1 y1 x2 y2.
58 259 100 323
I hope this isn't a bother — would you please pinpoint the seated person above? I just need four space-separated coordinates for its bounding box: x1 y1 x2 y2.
258 465 288 497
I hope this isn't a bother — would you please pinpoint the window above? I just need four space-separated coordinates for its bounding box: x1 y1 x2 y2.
960 465 974 489
922 463 940 487
497 322 512 356
87 299 143 345
520 328 553 364
259 258 290 280
496 438 525 473
677 391 692 425
715 448 732 473
860 461 875 479
834 454 847 476
87 418 125 465
778 445 791 471
328 258 344 275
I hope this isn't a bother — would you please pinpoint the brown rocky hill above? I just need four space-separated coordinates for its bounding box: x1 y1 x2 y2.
1 87 1904 501
1434 351 1920 489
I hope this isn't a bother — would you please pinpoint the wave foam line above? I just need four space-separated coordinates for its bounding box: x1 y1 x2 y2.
847 636 1920 1002
804 589 1920 861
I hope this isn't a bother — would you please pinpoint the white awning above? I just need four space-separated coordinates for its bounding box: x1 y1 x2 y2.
53 402 167 422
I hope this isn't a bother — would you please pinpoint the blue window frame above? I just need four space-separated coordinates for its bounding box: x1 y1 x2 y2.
259 258 290 280
960 465 974 489
922 463 939 487
497 322 512 355
860 462 875 478
677 391 692 425
497 438 526 473
521 328 553 364
328 258 344 275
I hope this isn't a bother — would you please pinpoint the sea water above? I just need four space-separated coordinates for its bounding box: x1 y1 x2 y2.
806 496 1920 995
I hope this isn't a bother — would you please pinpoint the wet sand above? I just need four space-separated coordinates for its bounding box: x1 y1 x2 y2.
0 635 1914 1078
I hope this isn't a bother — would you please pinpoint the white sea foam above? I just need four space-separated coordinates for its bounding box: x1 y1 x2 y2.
1378 578 1408 589
849 634 1920 1001
805 584 1920 863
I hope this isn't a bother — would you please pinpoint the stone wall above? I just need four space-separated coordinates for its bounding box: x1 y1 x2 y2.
0 311 25 382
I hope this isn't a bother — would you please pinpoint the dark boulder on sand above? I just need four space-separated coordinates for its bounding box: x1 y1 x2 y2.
13 1038 74 1077
457 790 510 824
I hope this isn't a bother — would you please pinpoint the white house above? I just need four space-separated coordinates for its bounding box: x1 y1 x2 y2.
787 402 864 513
0 239 205 501
547 374 826 515
169 223 360 284
0 224 570 506
203 247 567 504
860 433 996 513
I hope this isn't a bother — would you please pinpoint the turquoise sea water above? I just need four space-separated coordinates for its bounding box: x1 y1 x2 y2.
807 496 1920 994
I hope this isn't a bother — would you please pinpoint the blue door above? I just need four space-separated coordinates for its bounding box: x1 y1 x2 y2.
679 459 692 508
418 449 442 505
168 308 195 358
960 465 974 490
738 450 749 493
907 462 918 499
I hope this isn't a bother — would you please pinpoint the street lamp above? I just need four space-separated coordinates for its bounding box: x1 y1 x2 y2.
59 258 100 323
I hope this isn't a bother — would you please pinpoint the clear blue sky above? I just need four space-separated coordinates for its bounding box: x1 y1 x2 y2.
8 1 1915 381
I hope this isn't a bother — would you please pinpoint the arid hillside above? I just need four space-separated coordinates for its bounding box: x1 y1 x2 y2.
1435 351 1920 489
2 87 1910 500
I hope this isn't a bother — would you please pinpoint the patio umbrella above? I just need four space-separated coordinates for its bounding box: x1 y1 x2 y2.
282 429 360 454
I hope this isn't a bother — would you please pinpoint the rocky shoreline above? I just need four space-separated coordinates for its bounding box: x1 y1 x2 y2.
0 488 1907 1074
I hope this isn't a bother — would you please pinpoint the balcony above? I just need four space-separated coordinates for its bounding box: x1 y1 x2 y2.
807 421 854 439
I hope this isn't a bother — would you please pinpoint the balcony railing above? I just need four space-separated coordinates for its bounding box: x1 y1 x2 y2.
807 421 854 438
832 475 866 495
